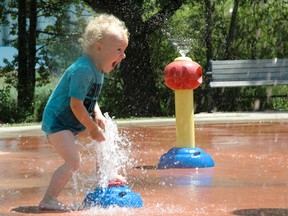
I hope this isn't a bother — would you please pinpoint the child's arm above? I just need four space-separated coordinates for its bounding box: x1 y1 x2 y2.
70 97 105 142
93 102 106 131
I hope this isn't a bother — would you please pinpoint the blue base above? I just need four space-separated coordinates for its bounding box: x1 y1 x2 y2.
158 147 214 169
83 185 143 209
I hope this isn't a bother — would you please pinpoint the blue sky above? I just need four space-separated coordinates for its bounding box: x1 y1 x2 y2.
0 46 17 67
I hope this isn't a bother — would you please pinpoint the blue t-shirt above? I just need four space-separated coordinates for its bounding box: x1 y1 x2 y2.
42 55 104 134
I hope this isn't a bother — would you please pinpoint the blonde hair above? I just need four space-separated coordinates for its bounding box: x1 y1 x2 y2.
79 14 129 54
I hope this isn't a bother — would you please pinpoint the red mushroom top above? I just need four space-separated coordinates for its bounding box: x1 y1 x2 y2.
164 57 203 90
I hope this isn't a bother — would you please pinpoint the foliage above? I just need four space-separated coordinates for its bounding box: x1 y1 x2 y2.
0 86 17 123
0 0 94 122
236 0 288 59
33 78 58 121
98 69 126 117
146 0 288 113
0 0 93 82
209 0 288 112
0 0 287 123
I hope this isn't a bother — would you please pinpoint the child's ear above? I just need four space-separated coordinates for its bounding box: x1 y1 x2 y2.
95 42 102 53
92 42 102 54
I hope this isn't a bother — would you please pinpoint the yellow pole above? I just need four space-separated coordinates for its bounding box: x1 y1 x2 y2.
175 89 195 148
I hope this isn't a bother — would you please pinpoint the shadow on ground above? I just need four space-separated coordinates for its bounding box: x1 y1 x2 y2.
135 165 158 170
11 206 69 214
232 208 288 216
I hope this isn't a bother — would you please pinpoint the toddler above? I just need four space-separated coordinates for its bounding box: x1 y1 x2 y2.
39 14 129 211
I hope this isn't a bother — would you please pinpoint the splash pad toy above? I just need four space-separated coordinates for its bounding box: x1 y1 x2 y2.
83 181 143 209
82 113 143 209
158 56 214 169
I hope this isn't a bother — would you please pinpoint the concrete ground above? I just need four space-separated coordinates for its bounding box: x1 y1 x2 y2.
1 112 288 215
1 112 288 139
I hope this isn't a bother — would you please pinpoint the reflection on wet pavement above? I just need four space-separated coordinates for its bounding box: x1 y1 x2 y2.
1 122 288 215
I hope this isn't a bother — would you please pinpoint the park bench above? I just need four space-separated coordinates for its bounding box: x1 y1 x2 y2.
206 58 288 112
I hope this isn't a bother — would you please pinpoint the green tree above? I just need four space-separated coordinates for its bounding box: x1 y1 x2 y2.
210 0 288 111
1 0 287 122
0 0 90 122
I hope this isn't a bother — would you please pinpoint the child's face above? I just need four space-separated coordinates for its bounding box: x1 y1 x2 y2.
95 33 128 73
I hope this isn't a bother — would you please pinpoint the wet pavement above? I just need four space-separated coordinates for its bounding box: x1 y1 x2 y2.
0 115 288 215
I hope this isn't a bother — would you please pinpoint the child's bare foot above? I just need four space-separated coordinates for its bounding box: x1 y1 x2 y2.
39 198 71 212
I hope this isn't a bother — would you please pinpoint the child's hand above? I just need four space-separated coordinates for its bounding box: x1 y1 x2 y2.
94 114 106 131
89 126 105 142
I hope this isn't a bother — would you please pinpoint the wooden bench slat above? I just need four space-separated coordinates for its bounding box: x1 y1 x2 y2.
213 62 288 66
213 65 288 71
212 73 288 80
213 74 288 81
212 58 288 66
212 68 288 74
210 80 288 88
212 60 288 71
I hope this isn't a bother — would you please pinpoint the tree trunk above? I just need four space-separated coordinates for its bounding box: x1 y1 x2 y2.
224 0 240 59
17 0 37 120
204 0 214 112
119 30 161 116
17 0 28 117
27 0 37 112
204 0 213 64
112 5 162 116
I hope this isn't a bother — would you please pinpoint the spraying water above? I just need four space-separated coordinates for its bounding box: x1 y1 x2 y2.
171 39 192 57
71 113 134 206
161 28 192 57
94 113 133 187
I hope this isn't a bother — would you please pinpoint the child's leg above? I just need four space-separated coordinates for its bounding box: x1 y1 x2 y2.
39 130 81 211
